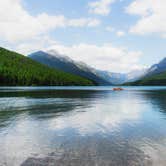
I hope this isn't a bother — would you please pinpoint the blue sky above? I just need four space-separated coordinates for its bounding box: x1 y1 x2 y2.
1 0 166 73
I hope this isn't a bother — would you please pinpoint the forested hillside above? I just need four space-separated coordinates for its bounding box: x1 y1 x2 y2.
0 47 94 86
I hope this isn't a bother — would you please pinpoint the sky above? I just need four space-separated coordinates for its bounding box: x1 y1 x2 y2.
0 0 166 73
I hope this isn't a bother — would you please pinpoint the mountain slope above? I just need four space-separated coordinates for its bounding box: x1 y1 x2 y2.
146 58 166 76
126 58 166 85
0 47 94 86
29 50 112 85
125 71 166 86
126 58 166 86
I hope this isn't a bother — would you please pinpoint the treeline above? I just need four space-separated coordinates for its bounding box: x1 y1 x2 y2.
0 47 94 86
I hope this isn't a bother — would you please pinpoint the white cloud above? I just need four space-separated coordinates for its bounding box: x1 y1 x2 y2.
0 0 100 43
126 0 166 37
47 43 143 72
88 0 116 16
68 18 100 27
116 30 125 37
15 36 57 55
106 26 115 32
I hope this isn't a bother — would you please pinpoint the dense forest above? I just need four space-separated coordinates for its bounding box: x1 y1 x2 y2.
0 47 94 86
125 72 166 86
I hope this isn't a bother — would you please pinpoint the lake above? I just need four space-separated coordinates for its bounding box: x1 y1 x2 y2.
0 86 166 166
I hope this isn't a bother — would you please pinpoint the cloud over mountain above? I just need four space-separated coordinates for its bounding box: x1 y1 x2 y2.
47 43 143 73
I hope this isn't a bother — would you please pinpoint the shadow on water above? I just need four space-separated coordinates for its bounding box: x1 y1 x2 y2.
142 90 166 114
0 89 109 98
0 90 109 129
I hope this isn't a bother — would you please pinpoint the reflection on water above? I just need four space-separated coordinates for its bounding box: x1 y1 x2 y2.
0 87 166 166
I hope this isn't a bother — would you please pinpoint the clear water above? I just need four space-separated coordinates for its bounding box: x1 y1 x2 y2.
0 86 166 166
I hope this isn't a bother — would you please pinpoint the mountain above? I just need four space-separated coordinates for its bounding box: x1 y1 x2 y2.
29 50 112 85
125 69 147 82
96 69 147 85
125 58 166 86
0 47 94 86
96 71 126 85
29 50 147 85
125 71 166 86
146 58 166 76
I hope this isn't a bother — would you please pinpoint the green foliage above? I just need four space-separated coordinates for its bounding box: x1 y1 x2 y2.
125 72 166 86
0 47 94 86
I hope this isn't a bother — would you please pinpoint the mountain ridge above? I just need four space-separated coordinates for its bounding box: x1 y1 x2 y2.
125 57 166 86
29 50 112 85
0 47 94 86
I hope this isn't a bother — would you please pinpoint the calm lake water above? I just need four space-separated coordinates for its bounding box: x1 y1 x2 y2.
0 86 166 166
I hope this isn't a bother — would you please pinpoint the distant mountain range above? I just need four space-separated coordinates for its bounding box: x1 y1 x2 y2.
1 46 166 86
96 69 147 85
29 50 149 85
0 47 94 86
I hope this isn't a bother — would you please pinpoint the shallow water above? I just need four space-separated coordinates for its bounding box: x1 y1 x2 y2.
0 86 166 166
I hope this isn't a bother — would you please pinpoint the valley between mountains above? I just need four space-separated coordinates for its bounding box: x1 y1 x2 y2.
1 46 166 86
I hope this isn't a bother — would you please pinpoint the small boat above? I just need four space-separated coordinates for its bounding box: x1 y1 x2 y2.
113 87 124 91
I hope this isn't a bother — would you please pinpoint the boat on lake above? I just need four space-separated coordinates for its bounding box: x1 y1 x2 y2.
113 87 124 91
